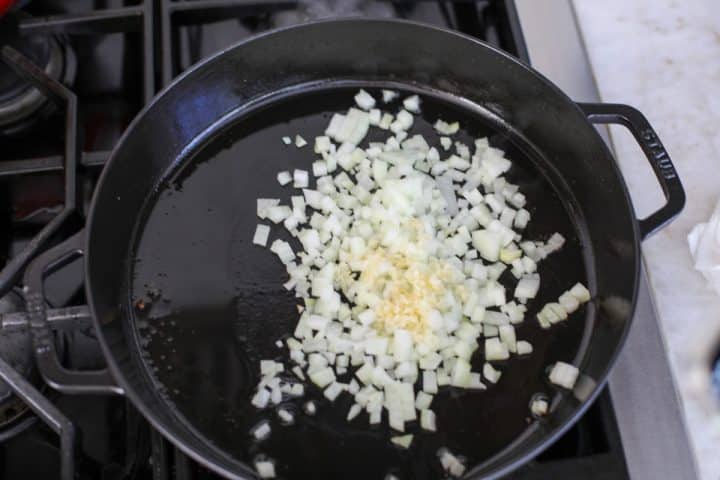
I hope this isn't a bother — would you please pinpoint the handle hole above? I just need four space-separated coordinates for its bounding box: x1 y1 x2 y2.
606 124 665 220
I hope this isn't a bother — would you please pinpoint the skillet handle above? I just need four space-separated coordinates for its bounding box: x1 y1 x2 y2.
578 102 685 239
23 231 124 395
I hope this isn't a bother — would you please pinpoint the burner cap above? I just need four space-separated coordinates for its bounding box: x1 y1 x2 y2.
0 14 75 135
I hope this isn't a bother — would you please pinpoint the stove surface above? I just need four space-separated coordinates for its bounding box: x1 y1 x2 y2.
0 1 689 479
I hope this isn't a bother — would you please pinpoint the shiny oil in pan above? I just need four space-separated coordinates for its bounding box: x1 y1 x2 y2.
130 85 588 479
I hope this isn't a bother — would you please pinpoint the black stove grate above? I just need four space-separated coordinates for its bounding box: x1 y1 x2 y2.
0 1 627 479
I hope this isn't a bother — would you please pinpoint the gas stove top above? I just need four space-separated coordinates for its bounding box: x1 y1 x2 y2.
0 1 696 479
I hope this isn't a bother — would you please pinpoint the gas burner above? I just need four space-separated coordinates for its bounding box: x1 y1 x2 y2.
0 14 76 136
0 289 68 440
0 290 35 436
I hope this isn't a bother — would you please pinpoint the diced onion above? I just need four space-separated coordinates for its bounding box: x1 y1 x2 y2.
515 274 540 300
498 325 517 353
531 397 548 417
390 434 413 449
485 338 509 361
253 224 270 247
293 169 309 188
255 459 276 479
434 119 459 135
549 361 579 389
382 90 398 103
304 401 316 415
423 371 438 394
354 89 376 111
402 95 421 113
251 421 271 441
415 391 434 410
277 170 292 186
277 408 294 425
438 448 466 477
309 367 335 388
483 362 502 383
249 89 588 459
516 341 533 355
420 409 437 431
570 282 591 302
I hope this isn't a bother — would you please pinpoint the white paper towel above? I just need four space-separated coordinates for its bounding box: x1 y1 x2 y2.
688 199 720 296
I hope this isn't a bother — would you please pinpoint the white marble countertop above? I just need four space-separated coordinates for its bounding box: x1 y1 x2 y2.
572 1 720 478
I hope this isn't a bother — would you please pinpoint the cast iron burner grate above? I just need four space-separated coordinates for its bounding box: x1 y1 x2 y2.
0 1 628 479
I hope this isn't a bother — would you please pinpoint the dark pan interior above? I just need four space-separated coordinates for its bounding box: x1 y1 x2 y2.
129 85 589 479
85 19 640 480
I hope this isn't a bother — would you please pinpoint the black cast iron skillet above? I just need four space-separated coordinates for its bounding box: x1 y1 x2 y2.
22 19 684 480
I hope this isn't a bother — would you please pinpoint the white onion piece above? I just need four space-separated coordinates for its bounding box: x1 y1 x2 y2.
403 95 421 113
277 171 292 186
255 460 276 479
472 229 502 262
450 359 472 387
515 274 540 300
294 135 307 148
309 367 335 388
269 240 294 263
436 175 458 215
277 408 294 425
312 161 328 177
516 341 533 355
514 208 530 229
434 119 459 135
570 282 591 302
290 384 304 397
469 373 486 390
281 136 291 145
270 387 281 405
314 135 331 153
485 338 509 361
391 434 413 449
253 224 270 247
251 389 270 409
324 382 344 401
392 109 414 132
423 371 438 394
368 109 381 125
256 198 280 219
499 325 517 353
546 232 565 252
483 362 502 384
531 398 548 417
252 421 271 441
293 169 309 188
415 391 434 410
559 291 580 313
438 448 466 477
354 89 376 110
549 362 579 389
304 401 316 415
420 409 437 431
382 90 398 103
347 403 363 421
